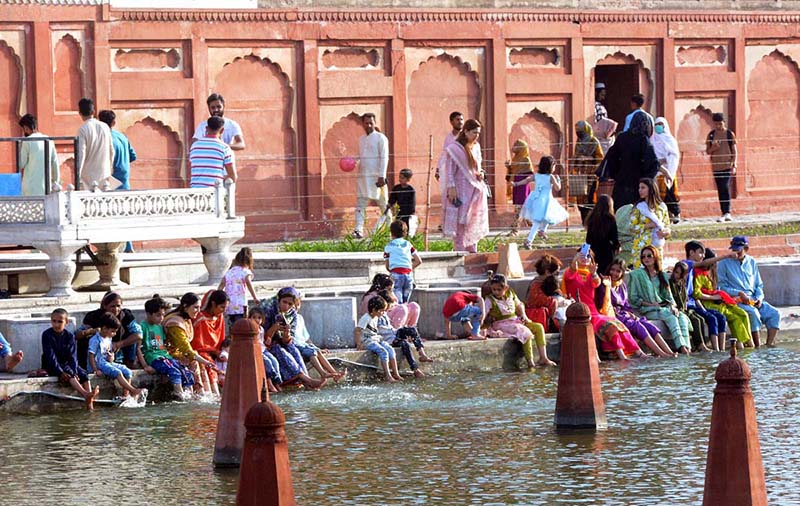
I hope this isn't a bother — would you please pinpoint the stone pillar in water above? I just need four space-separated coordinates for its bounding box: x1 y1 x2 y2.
236 383 296 506
702 344 767 506
214 318 267 468
554 301 607 430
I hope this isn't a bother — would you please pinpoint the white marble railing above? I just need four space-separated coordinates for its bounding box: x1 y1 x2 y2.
0 197 46 224
0 180 244 297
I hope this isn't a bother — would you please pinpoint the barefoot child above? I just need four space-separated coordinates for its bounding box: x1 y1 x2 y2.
684 241 735 351
442 291 486 340
250 307 282 393
218 247 259 324
137 295 194 400
355 296 403 382
483 274 557 367
383 220 422 303
376 290 430 378
0 331 23 373
88 312 145 401
41 308 99 410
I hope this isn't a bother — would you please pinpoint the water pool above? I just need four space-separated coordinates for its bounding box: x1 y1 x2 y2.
2 343 799 505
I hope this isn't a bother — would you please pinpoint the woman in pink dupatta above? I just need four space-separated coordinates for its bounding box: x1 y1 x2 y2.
440 119 490 253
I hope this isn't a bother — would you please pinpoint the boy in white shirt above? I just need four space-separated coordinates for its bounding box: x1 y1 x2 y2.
354 296 402 383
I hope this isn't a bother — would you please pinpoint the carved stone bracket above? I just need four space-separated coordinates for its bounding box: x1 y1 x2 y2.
31 240 87 298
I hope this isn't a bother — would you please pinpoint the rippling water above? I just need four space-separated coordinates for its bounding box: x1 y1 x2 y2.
2 342 800 505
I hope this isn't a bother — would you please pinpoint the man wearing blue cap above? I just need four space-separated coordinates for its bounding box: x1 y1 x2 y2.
716 236 780 346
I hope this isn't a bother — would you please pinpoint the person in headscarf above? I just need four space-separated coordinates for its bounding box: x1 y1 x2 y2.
572 120 604 222
651 117 682 224
601 112 660 210
504 139 534 234
593 116 618 155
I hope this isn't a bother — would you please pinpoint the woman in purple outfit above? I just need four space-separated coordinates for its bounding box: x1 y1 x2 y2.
606 258 677 358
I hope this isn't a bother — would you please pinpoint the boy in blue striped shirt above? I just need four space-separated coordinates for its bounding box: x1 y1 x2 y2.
189 116 236 188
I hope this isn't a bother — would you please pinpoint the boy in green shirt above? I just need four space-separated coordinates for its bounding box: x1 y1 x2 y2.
137 295 194 399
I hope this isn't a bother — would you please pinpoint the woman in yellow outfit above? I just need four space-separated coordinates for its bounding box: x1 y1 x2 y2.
505 139 534 234
692 264 752 347
483 274 556 367
163 292 217 393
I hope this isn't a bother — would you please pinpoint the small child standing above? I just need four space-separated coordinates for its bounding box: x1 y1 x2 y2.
355 296 403 382
383 220 422 303
216 339 230 388
88 312 145 402
514 155 569 247
250 307 282 393
386 168 418 236
137 295 195 400
41 308 99 410
219 247 259 324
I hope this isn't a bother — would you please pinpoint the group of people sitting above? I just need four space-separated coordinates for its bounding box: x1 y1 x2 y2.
436 236 780 367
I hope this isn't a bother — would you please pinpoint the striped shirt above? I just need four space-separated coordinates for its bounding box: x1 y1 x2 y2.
189 137 234 188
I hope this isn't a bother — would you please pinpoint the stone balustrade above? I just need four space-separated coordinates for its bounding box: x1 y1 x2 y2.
0 180 244 297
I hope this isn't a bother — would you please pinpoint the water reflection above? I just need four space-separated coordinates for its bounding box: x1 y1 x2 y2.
1 343 799 505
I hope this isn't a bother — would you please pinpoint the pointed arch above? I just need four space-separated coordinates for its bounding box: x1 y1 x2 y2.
125 116 184 189
54 34 84 112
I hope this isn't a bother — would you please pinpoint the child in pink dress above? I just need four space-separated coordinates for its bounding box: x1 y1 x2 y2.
562 252 645 360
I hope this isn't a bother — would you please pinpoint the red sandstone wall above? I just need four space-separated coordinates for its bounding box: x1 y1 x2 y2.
2 7 800 241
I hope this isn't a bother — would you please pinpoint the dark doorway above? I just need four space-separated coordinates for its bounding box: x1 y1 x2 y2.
595 64 639 131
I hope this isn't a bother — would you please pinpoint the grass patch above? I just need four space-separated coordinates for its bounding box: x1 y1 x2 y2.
280 220 800 254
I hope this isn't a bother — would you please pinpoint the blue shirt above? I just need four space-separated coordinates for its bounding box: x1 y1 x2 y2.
87 332 113 373
110 130 136 189
622 109 655 133
383 238 416 272
717 255 764 302
684 259 696 308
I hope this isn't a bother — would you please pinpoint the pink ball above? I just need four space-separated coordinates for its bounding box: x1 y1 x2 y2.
339 156 356 172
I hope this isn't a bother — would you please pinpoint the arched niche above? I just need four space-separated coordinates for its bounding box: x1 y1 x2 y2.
0 40 22 172
408 53 481 229
54 34 84 113
321 112 364 233
508 108 564 199
214 54 298 219
125 117 183 190
675 104 717 194
746 50 800 190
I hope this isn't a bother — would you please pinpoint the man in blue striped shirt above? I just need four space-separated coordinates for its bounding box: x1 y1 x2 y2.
189 116 236 188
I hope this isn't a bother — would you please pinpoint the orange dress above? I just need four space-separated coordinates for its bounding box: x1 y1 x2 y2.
192 311 225 382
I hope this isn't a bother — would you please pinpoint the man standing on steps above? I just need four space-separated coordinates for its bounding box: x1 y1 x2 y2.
716 236 780 347
706 112 737 223
353 113 389 239
76 97 114 190
192 93 246 151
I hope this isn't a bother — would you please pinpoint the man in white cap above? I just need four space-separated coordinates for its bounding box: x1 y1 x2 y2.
594 83 608 122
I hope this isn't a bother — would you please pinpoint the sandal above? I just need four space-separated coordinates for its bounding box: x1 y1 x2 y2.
27 369 49 378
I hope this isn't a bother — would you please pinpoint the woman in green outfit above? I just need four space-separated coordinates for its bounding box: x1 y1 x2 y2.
628 245 693 355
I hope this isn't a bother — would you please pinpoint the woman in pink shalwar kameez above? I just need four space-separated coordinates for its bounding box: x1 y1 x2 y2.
440 119 490 253
562 252 644 360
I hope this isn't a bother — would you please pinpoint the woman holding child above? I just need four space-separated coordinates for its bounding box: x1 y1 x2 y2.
628 246 693 354
440 118 489 253
526 254 563 332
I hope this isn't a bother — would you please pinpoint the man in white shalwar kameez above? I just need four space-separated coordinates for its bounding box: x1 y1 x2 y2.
353 113 389 238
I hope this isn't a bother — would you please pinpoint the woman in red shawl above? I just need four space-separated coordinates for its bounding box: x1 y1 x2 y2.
192 289 229 396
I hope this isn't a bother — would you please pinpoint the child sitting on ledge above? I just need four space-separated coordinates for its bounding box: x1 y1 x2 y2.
88 312 146 403
355 296 403 382
41 308 99 410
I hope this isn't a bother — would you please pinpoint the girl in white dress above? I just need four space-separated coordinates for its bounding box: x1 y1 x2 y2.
514 156 569 247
